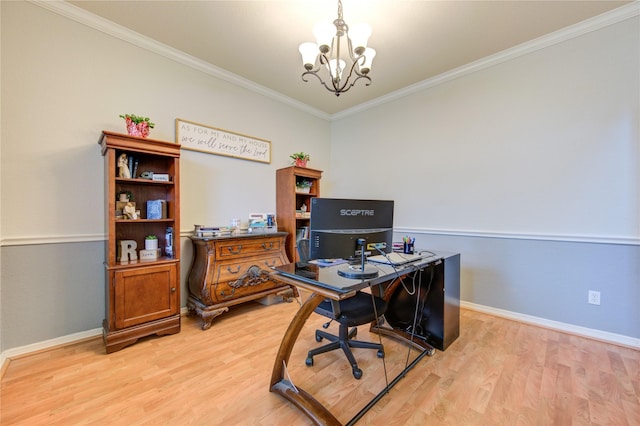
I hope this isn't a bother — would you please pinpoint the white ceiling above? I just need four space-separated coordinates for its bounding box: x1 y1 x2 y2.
68 0 630 115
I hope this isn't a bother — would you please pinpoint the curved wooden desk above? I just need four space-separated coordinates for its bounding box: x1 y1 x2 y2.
269 289 344 425
269 253 459 425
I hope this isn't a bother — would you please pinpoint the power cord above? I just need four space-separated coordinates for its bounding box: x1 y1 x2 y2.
371 246 416 295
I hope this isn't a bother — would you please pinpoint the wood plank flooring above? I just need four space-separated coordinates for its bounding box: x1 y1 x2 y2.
1 301 639 425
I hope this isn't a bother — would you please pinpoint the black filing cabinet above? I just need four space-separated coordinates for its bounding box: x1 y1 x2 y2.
385 252 460 351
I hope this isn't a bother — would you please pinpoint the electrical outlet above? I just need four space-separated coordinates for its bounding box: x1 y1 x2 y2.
588 290 601 305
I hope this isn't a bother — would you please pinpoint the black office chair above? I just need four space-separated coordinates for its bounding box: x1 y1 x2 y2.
298 239 387 379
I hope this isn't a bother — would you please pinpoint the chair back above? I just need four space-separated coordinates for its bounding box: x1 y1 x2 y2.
297 239 311 262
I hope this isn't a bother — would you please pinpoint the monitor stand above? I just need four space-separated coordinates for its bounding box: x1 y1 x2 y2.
337 238 379 279
337 263 379 279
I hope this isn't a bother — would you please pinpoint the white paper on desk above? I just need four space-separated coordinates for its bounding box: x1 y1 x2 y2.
308 259 348 267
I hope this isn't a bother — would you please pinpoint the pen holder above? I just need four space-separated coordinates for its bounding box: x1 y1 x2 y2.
403 242 414 254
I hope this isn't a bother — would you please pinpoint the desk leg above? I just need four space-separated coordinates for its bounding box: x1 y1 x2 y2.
370 321 435 356
269 293 342 426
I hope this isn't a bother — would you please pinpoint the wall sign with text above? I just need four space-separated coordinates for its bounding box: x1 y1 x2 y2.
175 118 271 164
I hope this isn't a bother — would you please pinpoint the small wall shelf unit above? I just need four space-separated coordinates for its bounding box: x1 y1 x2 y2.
99 131 181 353
275 166 322 262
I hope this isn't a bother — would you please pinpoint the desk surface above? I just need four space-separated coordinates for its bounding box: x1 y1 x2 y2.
274 251 443 295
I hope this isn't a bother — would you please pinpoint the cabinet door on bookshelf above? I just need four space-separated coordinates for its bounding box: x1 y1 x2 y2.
113 264 179 329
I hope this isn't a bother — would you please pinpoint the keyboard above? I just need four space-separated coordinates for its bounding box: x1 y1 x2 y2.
367 252 425 267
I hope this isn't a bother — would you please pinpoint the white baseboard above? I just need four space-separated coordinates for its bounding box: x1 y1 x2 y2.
462 301 640 349
1 308 192 374
1 327 103 375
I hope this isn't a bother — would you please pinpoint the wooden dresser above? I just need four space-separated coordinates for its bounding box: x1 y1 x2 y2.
187 232 297 330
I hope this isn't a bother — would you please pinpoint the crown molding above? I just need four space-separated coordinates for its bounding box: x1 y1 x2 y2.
26 1 640 122
28 0 331 121
332 1 640 120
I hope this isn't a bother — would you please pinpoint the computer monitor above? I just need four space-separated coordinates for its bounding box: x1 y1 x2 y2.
308 198 394 262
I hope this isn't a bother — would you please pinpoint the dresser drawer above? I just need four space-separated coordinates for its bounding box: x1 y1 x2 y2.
214 274 278 302
214 257 282 281
211 256 286 302
216 237 283 259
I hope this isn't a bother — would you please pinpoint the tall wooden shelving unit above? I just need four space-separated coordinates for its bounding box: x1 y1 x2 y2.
99 131 181 353
276 166 322 262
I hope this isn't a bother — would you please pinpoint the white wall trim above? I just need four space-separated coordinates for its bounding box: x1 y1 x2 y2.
0 233 106 247
462 301 640 349
332 2 640 121
29 0 330 121
0 308 191 373
1 328 102 370
395 227 640 246
2 228 638 247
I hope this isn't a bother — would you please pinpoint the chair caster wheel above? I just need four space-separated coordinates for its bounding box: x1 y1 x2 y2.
306 357 314 367
315 334 323 342
352 367 363 379
377 349 385 358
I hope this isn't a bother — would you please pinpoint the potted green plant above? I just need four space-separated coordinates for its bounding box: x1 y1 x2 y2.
290 152 310 167
117 190 134 202
295 179 313 193
120 114 155 138
145 235 158 250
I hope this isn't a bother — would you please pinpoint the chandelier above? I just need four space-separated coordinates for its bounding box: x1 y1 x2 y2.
298 0 376 96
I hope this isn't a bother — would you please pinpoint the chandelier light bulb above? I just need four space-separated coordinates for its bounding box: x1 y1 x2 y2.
328 58 346 81
313 21 335 53
349 23 372 55
299 42 319 70
360 48 376 74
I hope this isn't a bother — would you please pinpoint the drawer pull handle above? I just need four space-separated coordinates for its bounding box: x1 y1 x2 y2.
222 265 271 299
261 242 275 250
226 265 242 274
264 260 277 267
227 245 243 254
171 287 176 292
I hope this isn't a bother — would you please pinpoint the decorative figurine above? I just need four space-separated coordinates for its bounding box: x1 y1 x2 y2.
119 239 138 262
123 202 138 220
118 153 131 178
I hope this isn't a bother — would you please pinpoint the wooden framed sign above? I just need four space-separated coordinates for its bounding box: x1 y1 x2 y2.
175 118 271 164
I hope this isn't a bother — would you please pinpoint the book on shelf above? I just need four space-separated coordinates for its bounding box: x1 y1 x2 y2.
295 226 309 242
146 200 167 219
128 156 133 178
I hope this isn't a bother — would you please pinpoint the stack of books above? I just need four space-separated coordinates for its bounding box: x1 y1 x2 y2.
296 226 309 242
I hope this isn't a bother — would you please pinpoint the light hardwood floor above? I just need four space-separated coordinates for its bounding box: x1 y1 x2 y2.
1 300 639 425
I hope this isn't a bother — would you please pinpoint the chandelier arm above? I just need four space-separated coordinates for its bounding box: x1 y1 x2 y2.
332 55 365 92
